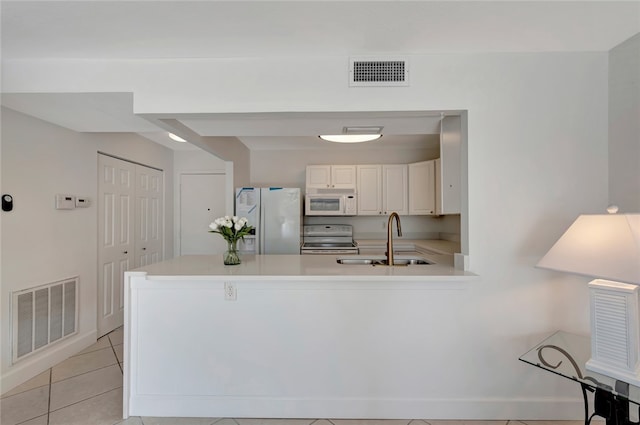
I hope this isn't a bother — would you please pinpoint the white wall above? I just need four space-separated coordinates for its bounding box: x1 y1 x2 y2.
609 33 640 213
0 107 174 391
1 51 611 418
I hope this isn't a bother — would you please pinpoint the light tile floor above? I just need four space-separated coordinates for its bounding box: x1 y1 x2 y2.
1 328 584 425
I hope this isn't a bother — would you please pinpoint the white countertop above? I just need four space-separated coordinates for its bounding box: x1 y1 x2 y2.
130 254 477 282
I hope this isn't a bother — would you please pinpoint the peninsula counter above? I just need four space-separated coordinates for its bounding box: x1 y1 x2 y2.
123 254 478 419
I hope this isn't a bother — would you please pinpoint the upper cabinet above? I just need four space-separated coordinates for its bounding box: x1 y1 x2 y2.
382 164 408 215
356 165 382 215
357 164 408 215
408 160 436 215
438 116 462 215
306 165 356 190
406 117 462 216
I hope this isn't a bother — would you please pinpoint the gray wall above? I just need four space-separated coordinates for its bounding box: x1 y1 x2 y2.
609 33 640 212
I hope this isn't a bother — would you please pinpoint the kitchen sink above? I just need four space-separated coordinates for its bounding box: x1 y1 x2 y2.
336 256 433 266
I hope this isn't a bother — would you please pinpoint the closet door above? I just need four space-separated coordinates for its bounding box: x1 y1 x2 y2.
97 155 135 337
98 155 164 336
134 165 164 267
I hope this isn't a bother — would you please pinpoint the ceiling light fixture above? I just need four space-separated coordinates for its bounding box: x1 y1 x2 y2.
168 133 187 143
318 134 382 143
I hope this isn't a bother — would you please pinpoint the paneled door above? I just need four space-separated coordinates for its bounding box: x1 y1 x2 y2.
97 155 135 337
134 165 164 267
98 155 164 337
179 173 227 255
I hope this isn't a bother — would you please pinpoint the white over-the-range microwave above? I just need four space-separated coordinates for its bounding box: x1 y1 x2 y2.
305 189 357 216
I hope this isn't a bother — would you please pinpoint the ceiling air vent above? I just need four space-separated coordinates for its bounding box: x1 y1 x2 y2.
349 57 409 87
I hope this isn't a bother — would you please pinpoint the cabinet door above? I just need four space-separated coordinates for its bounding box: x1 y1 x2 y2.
331 165 356 189
357 165 382 215
408 160 436 215
306 165 331 189
439 115 462 214
382 164 408 215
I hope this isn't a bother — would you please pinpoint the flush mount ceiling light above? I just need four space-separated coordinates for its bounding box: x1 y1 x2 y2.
168 133 187 143
319 126 383 143
318 134 382 143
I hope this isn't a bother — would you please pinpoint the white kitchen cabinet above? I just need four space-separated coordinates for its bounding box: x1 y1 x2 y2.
408 160 436 215
356 165 382 215
306 165 356 189
382 164 408 215
357 164 408 215
437 116 462 215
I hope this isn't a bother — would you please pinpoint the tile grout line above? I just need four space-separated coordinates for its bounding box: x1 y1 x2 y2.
52 362 120 385
108 334 123 374
48 386 122 415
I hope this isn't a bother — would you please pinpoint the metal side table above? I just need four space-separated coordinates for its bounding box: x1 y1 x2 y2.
520 331 640 425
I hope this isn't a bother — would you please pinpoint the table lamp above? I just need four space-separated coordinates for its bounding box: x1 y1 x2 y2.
537 209 640 385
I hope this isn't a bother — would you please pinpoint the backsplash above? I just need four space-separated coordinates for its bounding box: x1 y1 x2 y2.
303 214 460 241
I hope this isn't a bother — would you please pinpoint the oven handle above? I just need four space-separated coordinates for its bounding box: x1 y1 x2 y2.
302 249 359 255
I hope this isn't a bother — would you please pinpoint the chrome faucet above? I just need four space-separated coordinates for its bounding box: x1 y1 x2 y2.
386 212 402 266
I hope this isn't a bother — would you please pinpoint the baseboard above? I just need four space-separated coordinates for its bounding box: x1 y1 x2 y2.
128 395 586 420
1 329 97 394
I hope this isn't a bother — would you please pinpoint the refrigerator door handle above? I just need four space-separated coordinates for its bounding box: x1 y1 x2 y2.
259 199 265 254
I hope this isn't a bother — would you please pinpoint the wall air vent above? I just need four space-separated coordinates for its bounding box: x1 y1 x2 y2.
349 57 409 87
12 277 78 363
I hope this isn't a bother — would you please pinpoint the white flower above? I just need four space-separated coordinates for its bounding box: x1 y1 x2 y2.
209 222 218 231
232 216 239 222
224 219 233 228
234 223 242 231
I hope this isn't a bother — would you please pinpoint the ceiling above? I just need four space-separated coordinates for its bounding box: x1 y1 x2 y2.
2 1 639 151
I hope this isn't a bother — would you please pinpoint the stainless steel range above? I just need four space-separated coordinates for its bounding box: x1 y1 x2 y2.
300 224 359 255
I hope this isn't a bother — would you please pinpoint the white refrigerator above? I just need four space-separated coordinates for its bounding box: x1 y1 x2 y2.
235 187 301 254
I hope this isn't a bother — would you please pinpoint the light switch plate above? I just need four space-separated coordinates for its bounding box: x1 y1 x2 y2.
75 197 91 208
55 194 75 210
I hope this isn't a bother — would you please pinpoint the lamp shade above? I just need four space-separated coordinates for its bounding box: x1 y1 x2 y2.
537 213 640 284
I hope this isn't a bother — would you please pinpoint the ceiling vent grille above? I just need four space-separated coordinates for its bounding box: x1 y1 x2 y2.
349 57 409 87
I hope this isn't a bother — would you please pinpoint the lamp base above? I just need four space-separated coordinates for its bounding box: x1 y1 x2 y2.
585 358 640 387
587 279 640 386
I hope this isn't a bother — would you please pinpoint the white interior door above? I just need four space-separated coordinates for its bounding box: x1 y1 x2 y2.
97 155 135 337
180 173 227 255
135 165 164 267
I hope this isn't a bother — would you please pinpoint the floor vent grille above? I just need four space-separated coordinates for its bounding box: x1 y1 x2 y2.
12 277 78 363
350 57 409 87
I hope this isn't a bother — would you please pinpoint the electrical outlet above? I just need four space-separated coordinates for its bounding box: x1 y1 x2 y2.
224 282 236 301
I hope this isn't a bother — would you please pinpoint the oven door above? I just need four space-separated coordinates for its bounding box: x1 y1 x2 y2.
305 195 345 216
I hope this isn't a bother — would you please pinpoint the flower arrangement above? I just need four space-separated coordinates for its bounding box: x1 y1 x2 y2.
209 216 253 243
209 216 254 265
